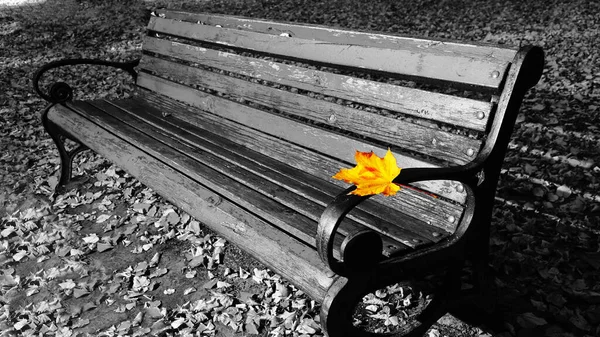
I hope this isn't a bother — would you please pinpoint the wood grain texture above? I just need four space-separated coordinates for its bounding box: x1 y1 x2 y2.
106 97 448 246
139 56 482 164
158 10 517 58
48 103 334 300
134 83 468 213
75 99 352 252
84 99 425 254
134 89 465 233
142 37 492 131
135 74 468 205
146 17 509 89
151 11 516 89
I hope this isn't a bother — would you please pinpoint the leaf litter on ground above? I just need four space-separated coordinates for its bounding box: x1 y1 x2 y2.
1 0 599 336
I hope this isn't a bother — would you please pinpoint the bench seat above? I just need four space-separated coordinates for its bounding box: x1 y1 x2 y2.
46 90 462 300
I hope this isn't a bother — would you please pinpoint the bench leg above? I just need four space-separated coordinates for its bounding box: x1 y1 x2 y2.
445 230 499 329
472 241 491 292
463 213 497 314
321 261 463 337
469 237 497 315
42 104 89 191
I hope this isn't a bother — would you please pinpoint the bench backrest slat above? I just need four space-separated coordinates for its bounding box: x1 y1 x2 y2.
150 11 517 89
143 37 493 131
139 56 482 165
137 72 438 169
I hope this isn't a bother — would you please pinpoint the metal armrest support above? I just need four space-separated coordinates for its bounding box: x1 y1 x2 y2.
316 165 480 276
33 58 140 103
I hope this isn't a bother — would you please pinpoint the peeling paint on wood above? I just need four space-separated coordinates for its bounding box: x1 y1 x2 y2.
147 17 512 89
141 37 492 131
138 57 482 165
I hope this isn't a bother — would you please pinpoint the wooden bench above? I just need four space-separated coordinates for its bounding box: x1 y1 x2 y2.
33 9 544 336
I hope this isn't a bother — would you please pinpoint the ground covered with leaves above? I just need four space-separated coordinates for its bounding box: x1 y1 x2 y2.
0 0 599 336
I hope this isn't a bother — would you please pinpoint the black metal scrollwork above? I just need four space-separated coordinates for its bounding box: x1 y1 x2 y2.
48 82 73 103
32 58 140 103
33 57 140 191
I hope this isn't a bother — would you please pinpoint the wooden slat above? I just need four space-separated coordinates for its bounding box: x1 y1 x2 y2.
142 37 493 131
71 100 343 252
159 10 516 62
152 11 516 89
136 74 469 207
135 73 468 205
106 97 449 245
135 89 464 233
84 99 428 254
136 72 432 169
138 60 482 165
48 103 335 300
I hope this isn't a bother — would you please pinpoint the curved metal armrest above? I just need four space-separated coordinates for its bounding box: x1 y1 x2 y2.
316 165 479 276
33 58 140 103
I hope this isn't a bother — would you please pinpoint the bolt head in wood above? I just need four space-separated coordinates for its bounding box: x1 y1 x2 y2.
466 148 475 156
448 215 456 223
491 70 500 78
432 232 441 238
328 114 336 123
477 111 485 119
456 184 465 193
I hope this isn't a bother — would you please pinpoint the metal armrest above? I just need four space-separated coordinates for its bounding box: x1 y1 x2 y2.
33 58 140 103
316 165 480 276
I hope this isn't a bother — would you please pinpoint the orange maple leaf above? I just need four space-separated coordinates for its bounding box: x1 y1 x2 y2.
333 149 402 196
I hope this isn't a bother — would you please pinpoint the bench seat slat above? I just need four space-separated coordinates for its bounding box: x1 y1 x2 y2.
136 72 468 206
71 99 443 256
142 37 493 131
148 15 513 89
139 57 482 165
70 100 353 255
135 90 464 233
82 100 429 254
47 103 334 300
105 97 449 247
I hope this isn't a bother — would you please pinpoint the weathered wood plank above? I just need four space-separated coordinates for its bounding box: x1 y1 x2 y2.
134 90 465 233
70 100 350 254
136 77 470 211
83 99 425 254
154 11 516 89
48 103 335 300
136 73 434 169
106 97 449 245
158 10 517 60
135 74 468 205
147 17 510 89
142 37 492 131
137 62 482 165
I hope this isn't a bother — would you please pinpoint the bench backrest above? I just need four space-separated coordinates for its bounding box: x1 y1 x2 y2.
135 10 543 215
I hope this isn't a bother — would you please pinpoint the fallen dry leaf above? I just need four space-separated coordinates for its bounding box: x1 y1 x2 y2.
333 149 401 196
